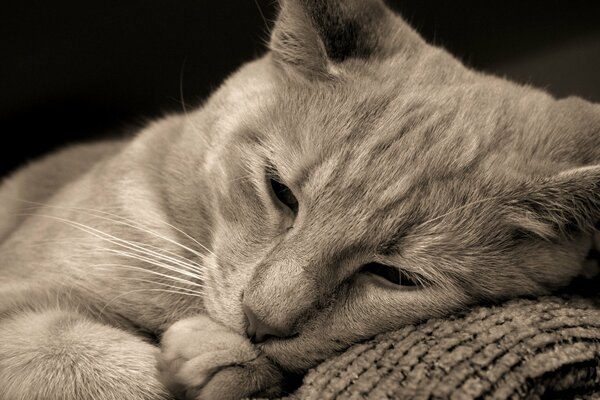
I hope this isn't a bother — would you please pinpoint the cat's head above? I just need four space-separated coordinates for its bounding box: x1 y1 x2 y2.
162 0 600 371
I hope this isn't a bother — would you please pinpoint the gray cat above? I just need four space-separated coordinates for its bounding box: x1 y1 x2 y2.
1 0 598 399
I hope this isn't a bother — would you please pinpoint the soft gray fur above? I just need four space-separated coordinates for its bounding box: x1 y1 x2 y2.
1 0 599 399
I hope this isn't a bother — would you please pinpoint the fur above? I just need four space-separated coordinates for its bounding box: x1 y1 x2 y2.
1 0 599 398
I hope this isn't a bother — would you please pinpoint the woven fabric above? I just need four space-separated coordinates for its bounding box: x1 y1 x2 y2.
289 295 600 399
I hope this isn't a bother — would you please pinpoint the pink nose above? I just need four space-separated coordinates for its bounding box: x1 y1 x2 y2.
243 305 292 343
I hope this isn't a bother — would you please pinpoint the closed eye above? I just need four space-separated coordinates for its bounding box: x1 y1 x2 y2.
269 177 299 214
360 263 422 289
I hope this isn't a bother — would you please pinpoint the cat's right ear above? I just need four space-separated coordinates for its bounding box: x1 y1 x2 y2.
269 0 422 78
506 165 600 241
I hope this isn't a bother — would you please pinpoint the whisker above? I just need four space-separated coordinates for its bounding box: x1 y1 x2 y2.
94 263 205 289
18 213 208 276
106 240 205 276
106 238 206 275
15 231 205 275
180 56 190 116
177 56 209 147
127 239 205 270
100 247 204 281
253 0 269 31
19 200 220 263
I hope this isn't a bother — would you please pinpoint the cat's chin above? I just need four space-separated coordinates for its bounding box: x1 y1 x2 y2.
258 342 316 374
256 332 347 374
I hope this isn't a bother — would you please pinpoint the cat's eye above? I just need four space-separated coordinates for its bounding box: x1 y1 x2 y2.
360 263 420 288
269 178 299 214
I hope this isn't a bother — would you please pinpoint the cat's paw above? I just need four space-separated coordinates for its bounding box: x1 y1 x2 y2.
157 315 283 400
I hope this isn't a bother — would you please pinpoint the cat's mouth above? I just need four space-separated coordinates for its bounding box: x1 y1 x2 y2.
254 332 300 348
255 334 303 367
251 328 300 354
254 328 339 374
259 345 306 375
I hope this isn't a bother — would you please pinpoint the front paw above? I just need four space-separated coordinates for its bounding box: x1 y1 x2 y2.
157 315 283 400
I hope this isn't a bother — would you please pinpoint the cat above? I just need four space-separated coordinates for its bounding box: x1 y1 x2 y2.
1 0 599 399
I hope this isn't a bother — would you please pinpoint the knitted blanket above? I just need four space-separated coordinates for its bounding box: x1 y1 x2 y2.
289 293 600 399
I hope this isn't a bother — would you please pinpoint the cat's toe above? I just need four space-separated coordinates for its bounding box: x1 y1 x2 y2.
158 315 283 399
193 354 283 400
158 347 282 400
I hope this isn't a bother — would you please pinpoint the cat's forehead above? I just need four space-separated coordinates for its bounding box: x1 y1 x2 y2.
267 71 503 181
251 66 535 239
225 54 551 227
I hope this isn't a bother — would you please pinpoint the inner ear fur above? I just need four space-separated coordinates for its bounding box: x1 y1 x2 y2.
506 166 600 241
269 0 422 77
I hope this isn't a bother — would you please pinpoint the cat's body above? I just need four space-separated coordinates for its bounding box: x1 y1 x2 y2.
1 0 599 399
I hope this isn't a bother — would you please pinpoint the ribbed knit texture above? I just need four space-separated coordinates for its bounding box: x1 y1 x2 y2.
289 295 600 399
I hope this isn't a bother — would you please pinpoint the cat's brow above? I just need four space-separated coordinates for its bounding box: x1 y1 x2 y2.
377 215 424 256
295 152 346 194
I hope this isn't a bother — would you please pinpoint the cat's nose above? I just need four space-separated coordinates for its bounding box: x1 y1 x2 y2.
243 304 292 344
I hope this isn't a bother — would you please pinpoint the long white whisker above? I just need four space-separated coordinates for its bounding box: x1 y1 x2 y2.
19 200 218 261
178 57 209 147
108 238 206 275
19 213 208 276
100 247 204 281
179 56 191 117
95 239 205 276
94 263 205 289
106 240 205 276
127 239 205 271
253 0 269 31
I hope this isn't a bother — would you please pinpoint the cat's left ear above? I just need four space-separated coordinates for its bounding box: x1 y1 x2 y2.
269 0 423 77
506 166 600 240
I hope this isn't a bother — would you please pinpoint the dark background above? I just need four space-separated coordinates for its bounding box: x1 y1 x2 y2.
2 1 599 177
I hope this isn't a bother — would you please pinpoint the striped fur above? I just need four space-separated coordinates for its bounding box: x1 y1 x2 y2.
1 0 599 398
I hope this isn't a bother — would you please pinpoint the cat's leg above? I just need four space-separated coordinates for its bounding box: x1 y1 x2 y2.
158 315 283 400
0 308 172 400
